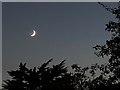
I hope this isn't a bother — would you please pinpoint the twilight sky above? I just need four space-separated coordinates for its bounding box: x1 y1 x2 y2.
3 2 117 82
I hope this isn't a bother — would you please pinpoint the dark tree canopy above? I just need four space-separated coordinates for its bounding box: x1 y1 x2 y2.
94 2 120 63
3 59 75 90
93 2 120 89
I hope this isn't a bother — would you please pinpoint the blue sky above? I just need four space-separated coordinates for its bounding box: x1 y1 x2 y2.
2 2 117 82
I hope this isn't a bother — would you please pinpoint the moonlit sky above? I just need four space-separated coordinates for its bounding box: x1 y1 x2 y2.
3 2 117 81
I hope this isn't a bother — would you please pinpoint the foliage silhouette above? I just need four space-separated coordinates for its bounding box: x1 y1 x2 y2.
93 2 120 90
3 59 75 90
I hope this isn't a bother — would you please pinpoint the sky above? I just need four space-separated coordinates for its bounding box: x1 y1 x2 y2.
2 2 118 85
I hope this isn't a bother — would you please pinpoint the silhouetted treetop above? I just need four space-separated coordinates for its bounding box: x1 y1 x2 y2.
94 2 120 61
3 59 76 90
93 2 120 90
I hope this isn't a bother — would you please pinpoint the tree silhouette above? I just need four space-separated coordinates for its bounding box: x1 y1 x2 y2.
93 2 120 89
3 59 76 90
70 2 120 90
94 2 120 69
71 64 90 90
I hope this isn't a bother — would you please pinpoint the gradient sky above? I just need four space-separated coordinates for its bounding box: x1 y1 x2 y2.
3 2 117 82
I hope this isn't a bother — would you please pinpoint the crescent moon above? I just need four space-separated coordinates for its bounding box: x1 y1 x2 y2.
30 30 36 37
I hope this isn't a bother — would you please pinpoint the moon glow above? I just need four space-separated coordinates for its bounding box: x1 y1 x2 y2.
30 30 36 37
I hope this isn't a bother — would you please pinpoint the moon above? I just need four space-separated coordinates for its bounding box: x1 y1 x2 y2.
30 30 36 37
